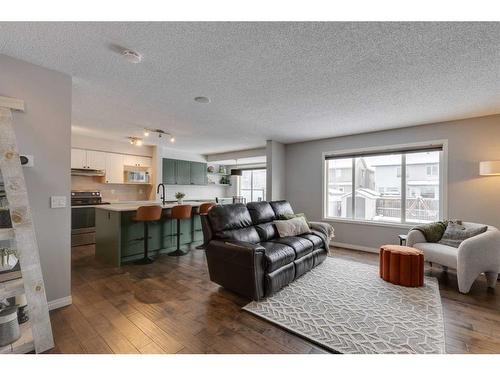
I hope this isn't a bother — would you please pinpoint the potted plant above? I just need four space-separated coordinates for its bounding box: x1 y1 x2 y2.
175 192 186 204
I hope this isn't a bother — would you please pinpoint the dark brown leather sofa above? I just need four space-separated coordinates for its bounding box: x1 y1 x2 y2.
202 200 328 300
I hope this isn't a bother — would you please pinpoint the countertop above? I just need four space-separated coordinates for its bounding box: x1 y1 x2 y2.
94 200 211 212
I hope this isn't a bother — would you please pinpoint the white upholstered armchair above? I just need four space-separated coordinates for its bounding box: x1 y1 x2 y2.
407 223 500 294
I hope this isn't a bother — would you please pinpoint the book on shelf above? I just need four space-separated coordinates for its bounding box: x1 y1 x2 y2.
0 260 21 283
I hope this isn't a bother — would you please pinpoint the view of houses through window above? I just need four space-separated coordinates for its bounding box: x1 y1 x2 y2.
240 169 266 203
325 150 441 223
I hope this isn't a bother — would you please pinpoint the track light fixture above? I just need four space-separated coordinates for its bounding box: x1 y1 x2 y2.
143 128 175 143
128 136 143 146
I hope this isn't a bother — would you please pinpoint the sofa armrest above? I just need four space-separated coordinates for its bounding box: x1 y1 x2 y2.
309 221 334 248
458 230 500 272
407 229 426 247
205 240 266 300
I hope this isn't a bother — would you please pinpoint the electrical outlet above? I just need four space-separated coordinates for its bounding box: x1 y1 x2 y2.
50 196 67 208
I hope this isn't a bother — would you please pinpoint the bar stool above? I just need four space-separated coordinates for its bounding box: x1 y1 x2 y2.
133 205 163 264
196 203 216 250
169 204 193 256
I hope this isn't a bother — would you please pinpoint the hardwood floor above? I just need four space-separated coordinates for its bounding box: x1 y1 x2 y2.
48 245 500 354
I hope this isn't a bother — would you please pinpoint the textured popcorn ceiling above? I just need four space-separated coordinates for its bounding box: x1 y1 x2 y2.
0 22 499 154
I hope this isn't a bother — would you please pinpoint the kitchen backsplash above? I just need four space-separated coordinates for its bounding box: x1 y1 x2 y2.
72 176 151 202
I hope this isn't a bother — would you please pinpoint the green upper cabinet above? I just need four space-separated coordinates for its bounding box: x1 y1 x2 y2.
162 158 207 185
175 160 191 185
190 162 207 185
162 158 176 184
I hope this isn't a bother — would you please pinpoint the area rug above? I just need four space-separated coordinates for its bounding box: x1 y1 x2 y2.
243 257 446 354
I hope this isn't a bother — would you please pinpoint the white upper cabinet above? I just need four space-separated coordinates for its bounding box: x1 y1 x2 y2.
71 148 87 169
105 153 124 184
124 154 152 168
86 150 106 170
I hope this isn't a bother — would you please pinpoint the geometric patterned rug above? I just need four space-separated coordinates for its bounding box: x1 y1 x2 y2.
243 257 446 354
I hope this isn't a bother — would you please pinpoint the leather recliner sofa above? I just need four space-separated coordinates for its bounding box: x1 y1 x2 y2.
202 200 329 300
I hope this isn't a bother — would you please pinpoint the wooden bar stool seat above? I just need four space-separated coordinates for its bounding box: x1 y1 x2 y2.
169 204 193 256
132 205 162 264
196 203 216 250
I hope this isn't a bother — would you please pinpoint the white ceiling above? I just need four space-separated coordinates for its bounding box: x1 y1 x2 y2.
0 22 499 154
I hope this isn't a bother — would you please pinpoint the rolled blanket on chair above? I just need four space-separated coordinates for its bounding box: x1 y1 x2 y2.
309 221 335 248
411 221 447 243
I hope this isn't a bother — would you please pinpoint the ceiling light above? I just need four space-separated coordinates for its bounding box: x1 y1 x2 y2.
122 49 143 64
143 129 150 137
127 136 143 146
170 136 175 143
194 96 210 104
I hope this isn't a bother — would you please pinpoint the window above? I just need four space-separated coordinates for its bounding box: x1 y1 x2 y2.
240 169 266 203
325 145 443 225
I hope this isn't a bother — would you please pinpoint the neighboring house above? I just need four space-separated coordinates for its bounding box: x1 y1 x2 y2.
327 153 439 221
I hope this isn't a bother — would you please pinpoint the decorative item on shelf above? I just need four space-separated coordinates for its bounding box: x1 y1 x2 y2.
207 165 215 173
0 305 20 347
175 192 186 204
230 169 242 176
15 294 28 324
0 248 21 283
218 165 226 174
219 175 230 185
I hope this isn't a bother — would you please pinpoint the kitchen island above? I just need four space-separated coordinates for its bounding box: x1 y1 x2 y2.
95 201 211 266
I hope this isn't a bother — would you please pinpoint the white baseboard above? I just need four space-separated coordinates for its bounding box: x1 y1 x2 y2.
332 242 379 254
48 295 72 311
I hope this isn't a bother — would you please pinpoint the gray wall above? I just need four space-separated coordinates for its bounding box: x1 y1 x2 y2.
266 140 286 200
0 54 72 303
285 115 500 251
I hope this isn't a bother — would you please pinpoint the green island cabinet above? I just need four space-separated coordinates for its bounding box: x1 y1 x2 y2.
162 158 207 185
95 207 203 266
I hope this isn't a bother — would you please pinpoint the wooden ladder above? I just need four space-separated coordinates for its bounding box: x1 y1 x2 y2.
0 96 54 353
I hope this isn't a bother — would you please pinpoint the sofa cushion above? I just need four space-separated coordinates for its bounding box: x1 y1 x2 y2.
216 227 261 243
270 200 294 217
300 232 323 250
271 236 313 259
260 241 296 272
438 222 488 248
208 203 253 232
265 262 295 297
247 201 276 224
294 252 314 278
255 222 278 242
412 242 458 268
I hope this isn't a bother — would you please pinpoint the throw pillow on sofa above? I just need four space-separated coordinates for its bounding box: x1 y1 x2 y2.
277 212 310 226
273 216 311 237
438 222 488 248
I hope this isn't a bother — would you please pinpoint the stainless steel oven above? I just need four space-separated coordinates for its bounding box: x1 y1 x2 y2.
71 191 109 247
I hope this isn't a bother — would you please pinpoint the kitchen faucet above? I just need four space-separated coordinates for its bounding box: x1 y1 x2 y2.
157 183 166 205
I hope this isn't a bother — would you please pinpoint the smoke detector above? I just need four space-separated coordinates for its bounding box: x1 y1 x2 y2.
122 49 143 64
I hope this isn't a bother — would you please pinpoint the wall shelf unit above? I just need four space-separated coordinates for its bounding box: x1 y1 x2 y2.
0 96 53 354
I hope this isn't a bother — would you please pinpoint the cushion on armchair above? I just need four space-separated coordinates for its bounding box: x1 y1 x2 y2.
438 222 488 248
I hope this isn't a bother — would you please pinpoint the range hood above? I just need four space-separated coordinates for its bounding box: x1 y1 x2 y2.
71 168 105 177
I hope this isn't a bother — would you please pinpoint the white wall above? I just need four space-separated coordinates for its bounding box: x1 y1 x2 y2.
0 54 72 303
158 146 230 201
72 134 154 157
266 140 286 201
285 115 500 251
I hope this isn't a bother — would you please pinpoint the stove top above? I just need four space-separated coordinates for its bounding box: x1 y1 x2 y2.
71 191 108 206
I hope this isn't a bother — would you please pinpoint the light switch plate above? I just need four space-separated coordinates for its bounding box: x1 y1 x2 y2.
50 196 67 208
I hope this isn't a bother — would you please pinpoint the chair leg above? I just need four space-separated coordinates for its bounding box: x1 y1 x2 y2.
134 222 154 264
485 272 498 288
169 218 189 256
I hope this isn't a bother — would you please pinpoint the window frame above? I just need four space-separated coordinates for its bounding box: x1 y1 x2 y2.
321 140 448 229
239 167 267 203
